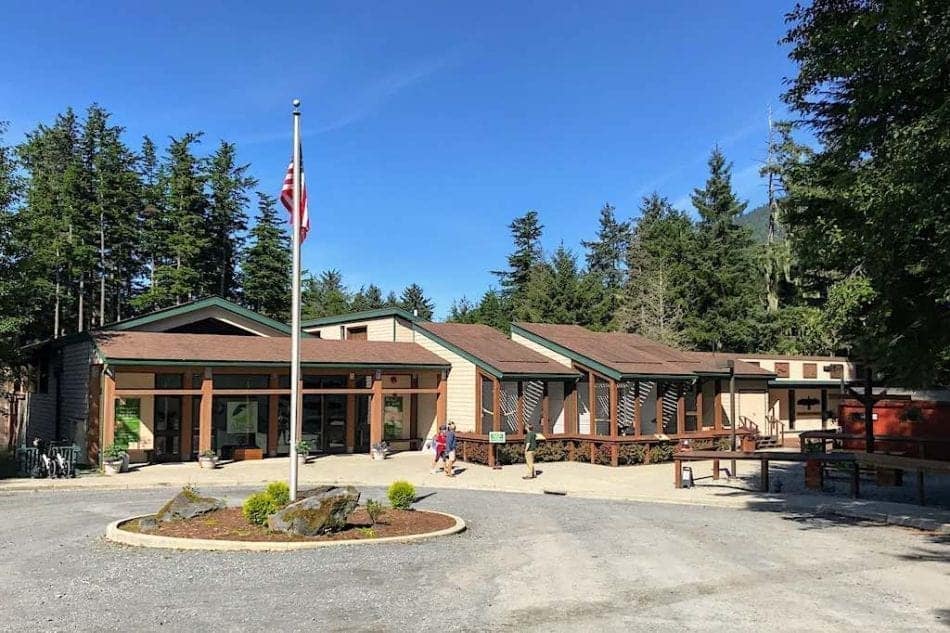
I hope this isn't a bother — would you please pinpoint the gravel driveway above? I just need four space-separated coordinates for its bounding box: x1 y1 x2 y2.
0 487 946 632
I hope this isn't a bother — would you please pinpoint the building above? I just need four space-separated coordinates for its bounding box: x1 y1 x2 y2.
21 297 860 466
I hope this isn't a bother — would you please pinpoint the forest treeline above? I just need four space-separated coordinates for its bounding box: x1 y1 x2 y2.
1 1 947 386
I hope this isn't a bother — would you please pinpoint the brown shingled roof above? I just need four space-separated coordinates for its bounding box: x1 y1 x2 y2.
513 323 773 379
415 322 578 377
93 331 449 367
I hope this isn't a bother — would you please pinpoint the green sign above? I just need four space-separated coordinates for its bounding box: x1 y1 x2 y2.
489 431 506 444
384 396 404 440
115 398 141 449
227 401 258 434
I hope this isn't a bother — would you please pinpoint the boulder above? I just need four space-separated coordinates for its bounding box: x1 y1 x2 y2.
137 516 158 532
155 488 225 523
267 486 360 536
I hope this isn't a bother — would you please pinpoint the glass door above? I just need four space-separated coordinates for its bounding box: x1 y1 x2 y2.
153 395 182 462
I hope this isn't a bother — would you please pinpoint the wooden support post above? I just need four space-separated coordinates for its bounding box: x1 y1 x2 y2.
181 395 193 458
345 374 357 453
87 368 102 464
409 374 418 442
267 373 279 456
712 458 720 480
714 379 723 431
492 377 501 432
676 384 685 435
917 469 926 506
820 388 828 431
437 372 448 427
474 371 483 434
609 379 618 438
199 368 213 453
760 459 770 492
369 374 384 450
541 382 551 435
565 381 579 434
696 380 704 430
851 462 860 498
610 443 619 467
674 457 682 488
101 370 116 464
788 388 796 431
588 371 596 435
656 381 665 434
516 381 525 435
633 380 641 437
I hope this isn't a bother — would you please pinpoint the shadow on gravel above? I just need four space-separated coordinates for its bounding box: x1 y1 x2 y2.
894 534 950 564
932 609 950 628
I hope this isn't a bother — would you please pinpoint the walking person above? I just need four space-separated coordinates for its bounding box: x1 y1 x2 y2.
523 423 543 479
431 425 447 474
443 421 457 477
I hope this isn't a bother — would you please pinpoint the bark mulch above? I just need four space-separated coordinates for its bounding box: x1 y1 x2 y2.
121 507 456 542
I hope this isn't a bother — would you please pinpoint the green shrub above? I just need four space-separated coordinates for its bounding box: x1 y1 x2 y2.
534 440 567 462
496 443 524 465
0 450 16 479
242 492 278 526
387 480 416 510
648 442 675 463
265 481 290 507
365 499 385 525
103 443 125 461
716 437 732 451
618 443 646 465
357 527 377 539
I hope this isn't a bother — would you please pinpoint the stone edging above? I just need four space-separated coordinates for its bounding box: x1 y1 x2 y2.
105 511 466 551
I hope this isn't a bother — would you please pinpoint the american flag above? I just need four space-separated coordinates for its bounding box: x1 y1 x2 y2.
280 154 310 242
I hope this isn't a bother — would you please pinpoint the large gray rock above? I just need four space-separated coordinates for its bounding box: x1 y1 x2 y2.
267 486 360 536
155 488 225 523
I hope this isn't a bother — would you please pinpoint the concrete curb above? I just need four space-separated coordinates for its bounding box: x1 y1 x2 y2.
105 510 466 551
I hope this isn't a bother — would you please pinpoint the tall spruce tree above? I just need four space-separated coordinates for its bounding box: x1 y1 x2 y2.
204 141 256 300
523 245 599 325
0 122 25 371
243 193 291 320
782 0 950 385
351 284 385 311
301 269 350 319
581 202 630 327
685 148 762 352
492 210 543 318
399 283 435 320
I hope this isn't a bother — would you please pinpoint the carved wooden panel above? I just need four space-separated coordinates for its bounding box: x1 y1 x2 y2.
775 362 790 378
803 363 817 379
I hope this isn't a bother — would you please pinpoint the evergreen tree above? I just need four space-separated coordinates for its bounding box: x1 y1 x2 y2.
243 193 290 321
684 148 762 352
399 283 435 320
0 122 25 372
351 284 385 311
782 0 950 385
581 202 630 327
301 269 350 319
204 141 256 300
473 289 510 332
384 291 401 308
492 210 543 317
523 245 599 325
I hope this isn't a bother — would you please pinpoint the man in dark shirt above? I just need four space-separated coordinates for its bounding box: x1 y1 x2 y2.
523 423 540 479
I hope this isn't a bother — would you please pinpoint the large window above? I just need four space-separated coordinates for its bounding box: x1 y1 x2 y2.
213 374 268 389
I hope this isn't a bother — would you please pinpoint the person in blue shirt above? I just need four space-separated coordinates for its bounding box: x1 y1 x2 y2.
443 421 458 477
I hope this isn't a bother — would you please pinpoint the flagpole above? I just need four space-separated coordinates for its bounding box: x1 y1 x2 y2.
289 98 302 501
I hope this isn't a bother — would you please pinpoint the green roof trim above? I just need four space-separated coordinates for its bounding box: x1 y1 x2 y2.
411 324 503 379
510 324 623 380
301 307 418 329
104 296 295 336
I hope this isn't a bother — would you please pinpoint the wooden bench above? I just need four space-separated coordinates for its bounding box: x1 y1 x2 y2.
674 450 857 493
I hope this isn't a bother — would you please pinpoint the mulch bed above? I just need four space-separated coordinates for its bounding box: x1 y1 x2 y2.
121 507 456 542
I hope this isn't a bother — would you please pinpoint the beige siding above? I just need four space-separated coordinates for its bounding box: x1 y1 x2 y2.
412 329 477 433
740 357 856 382
135 305 284 336
304 316 414 342
511 332 574 367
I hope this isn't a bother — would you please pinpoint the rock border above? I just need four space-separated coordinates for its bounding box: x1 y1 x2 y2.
105 511 466 551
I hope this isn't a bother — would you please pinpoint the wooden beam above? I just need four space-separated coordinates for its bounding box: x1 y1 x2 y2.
474 370 483 434
115 389 203 396
86 367 101 464
657 381 665 435
696 380 704 430
101 370 116 463
199 368 213 453
677 384 685 435
379 388 440 395
345 374 357 453
492 376 501 432
609 379 618 438
266 374 279 456
714 379 723 431
409 375 419 441
541 382 551 435
588 370 596 436
369 374 384 449
634 380 641 437
436 372 447 427
565 381 579 434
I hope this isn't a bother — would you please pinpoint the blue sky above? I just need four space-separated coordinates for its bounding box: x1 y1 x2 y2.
1 0 799 318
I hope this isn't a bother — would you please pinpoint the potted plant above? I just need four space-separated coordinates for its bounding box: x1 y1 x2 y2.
741 436 758 453
371 441 389 461
296 440 312 465
102 444 126 475
198 449 218 469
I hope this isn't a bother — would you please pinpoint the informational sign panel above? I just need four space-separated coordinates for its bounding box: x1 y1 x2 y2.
489 431 506 444
227 401 258 434
114 398 141 449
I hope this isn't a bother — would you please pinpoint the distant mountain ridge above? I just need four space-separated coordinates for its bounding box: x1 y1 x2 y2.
737 204 785 244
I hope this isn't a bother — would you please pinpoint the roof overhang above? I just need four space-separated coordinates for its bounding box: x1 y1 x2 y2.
103 296 295 336
510 324 623 380
302 307 418 329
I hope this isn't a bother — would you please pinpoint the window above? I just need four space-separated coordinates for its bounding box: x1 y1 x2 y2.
212 374 269 389
155 373 183 389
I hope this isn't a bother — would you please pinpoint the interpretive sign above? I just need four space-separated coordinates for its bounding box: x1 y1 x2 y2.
227 401 258 434
489 431 506 444
114 398 141 448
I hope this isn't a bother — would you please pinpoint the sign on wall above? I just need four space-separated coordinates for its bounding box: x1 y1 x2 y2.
227 401 258 434
114 398 141 449
489 431 506 444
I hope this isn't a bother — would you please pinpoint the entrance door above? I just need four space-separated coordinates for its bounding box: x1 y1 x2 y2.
356 396 370 452
153 395 182 461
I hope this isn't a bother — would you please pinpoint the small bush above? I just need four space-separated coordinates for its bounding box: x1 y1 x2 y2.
387 480 416 510
365 499 385 525
534 440 567 462
716 437 732 451
618 443 646 465
242 492 277 526
265 481 290 507
496 443 524 465
103 443 125 461
648 442 675 464
0 450 17 479
357 527 377 539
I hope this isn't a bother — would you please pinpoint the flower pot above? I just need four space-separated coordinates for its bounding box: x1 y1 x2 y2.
103 459 123 475
741 437 757 453
198 457 217 469
371 450 386 461
298 455 311 466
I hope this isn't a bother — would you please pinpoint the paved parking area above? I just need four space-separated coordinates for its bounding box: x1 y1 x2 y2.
0 486 946 632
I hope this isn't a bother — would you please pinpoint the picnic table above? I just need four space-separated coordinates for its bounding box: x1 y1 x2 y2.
673 450 856 494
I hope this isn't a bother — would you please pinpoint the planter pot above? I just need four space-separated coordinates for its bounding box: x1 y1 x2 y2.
371 450 386 461
198 457 217 469
298 455 311 466
103 459 124 475
741 437 757 453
